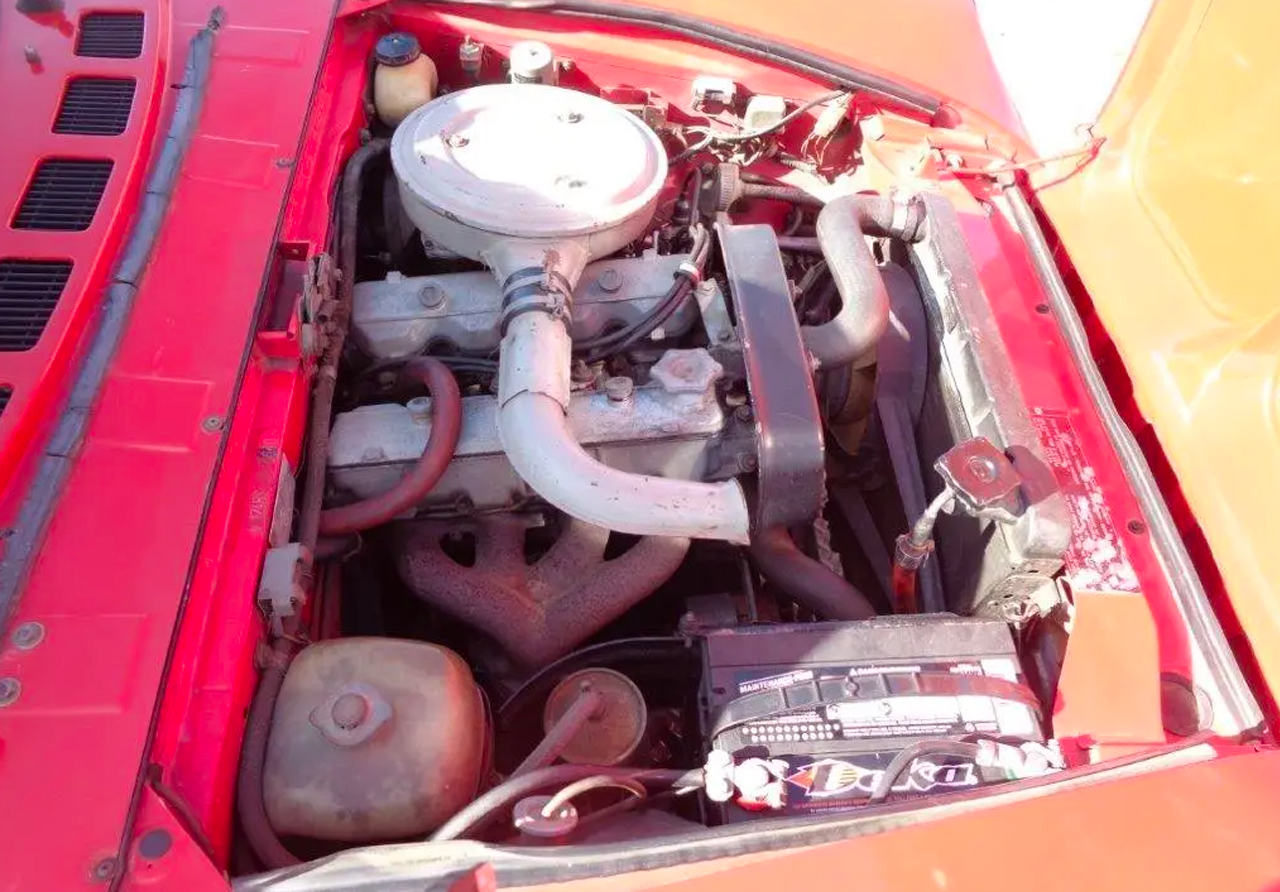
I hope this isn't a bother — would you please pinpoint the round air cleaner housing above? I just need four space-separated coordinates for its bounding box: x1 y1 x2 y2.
390 84 668 289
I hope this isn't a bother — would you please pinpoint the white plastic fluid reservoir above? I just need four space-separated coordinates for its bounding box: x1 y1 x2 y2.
509 40 556 85
373 32 438 128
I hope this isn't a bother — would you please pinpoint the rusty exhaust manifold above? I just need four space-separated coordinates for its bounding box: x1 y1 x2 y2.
398 516 690 668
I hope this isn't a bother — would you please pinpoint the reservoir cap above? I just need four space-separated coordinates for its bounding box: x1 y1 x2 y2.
376 32 422 67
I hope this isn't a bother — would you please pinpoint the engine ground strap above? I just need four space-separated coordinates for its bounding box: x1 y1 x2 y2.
716 221 825 529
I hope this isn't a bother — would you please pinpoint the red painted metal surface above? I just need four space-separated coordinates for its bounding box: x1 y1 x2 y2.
0 1 333 889
1052 591 1165 762
0 1 1267 891
526 748 1280 892
0 1 167 496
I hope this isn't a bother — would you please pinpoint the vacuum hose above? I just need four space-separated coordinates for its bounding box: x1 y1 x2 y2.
236 639 301 868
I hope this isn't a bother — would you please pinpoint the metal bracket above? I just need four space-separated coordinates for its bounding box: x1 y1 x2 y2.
257 542 311 636
300 253 335 359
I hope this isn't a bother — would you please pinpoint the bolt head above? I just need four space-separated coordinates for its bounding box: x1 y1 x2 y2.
596 268 623 293
603 376 634 403
11 621 44 650
0 677 19 707
90 857 116 883
418 283 446 308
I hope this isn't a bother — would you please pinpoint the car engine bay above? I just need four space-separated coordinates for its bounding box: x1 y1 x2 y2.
222 8 1237 874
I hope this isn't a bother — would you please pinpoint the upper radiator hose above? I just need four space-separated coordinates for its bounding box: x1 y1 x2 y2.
808 193 926 369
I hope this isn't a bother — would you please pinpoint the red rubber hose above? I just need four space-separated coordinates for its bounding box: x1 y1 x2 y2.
318 356 462 535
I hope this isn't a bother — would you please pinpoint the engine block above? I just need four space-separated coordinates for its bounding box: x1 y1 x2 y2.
328 348 755 515
351 250 700 358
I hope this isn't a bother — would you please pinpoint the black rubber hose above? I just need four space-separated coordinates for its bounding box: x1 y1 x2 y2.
777 235 822 254
741 182 825 207
236 639 301 869
429 765 699 842
750 526 877 620
867 740 982 803
806 193 925 369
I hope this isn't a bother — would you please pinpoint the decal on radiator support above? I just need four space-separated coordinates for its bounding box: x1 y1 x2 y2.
1031 408 1140 592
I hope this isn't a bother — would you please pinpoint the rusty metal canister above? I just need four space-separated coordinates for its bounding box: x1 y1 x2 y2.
263 638 488 841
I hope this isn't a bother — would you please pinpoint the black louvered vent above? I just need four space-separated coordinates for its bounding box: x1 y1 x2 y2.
54 78 136 135
13 160 114 232
75 12 145 59
0 261 72 351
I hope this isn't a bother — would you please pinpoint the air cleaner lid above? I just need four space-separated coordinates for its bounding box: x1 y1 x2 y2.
391 84 667 240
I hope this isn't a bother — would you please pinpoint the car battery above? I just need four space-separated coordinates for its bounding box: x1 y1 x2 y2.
700 617 1043 820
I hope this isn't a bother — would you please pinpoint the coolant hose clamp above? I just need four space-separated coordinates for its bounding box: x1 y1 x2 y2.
500 266 574 333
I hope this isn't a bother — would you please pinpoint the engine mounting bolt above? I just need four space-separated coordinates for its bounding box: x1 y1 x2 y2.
604 376 634 403
10 621 44 651
418 283 446 308
0 677 19 707
596 268 623 293
446 133 470 148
